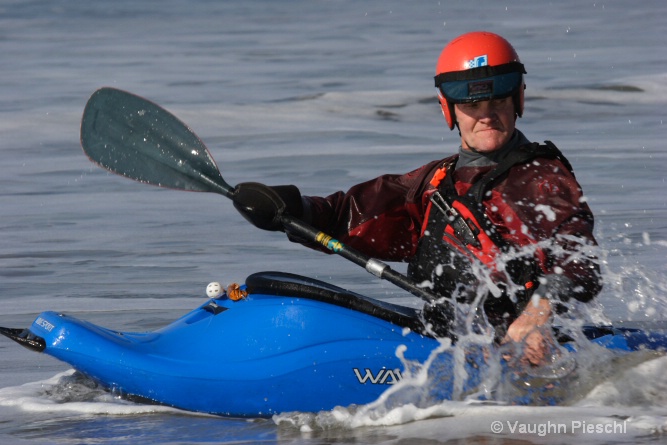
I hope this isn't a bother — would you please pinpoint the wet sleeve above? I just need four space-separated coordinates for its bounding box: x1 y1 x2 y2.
512 159 602 303
295 161 440 261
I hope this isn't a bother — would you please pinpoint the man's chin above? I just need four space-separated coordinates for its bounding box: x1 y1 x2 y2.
472 133 509 152
471 143 505 153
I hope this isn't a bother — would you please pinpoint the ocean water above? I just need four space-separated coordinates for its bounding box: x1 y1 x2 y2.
1 0 667 443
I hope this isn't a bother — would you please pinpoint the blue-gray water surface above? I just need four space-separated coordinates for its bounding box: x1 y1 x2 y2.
1 1 666 444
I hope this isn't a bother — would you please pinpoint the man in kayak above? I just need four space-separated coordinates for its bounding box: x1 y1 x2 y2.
232 31 601 367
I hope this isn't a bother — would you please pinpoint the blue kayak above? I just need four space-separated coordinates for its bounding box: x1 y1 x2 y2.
2 271 666 417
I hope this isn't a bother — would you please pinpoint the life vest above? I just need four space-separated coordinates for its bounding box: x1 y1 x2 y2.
408 141 572 331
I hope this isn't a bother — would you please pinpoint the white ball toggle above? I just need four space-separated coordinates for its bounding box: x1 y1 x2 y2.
206 282 222 298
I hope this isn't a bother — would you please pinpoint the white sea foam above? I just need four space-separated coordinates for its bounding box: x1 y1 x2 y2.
0 370 184 416
275 354 667 443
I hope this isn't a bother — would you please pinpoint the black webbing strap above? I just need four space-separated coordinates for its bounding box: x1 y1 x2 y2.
467 141 571 202
434 62 526 87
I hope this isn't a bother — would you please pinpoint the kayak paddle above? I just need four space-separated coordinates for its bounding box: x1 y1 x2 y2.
80 87 449 309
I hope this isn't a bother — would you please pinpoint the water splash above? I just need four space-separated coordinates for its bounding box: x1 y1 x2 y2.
274 239 667 434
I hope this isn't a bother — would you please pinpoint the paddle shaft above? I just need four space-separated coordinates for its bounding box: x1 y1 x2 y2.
282 216 442 304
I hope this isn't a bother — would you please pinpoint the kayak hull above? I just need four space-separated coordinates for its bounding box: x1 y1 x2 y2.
24 294 441 416
4 272 667 417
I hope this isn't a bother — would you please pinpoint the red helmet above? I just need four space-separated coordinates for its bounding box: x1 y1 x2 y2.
434 31 526 130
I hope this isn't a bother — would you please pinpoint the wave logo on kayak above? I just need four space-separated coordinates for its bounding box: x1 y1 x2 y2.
35 317 55 332
353 368 402 385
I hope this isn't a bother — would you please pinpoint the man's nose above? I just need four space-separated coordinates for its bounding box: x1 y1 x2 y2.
477 103 497 120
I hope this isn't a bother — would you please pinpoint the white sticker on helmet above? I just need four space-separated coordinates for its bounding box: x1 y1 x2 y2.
465 55 488 69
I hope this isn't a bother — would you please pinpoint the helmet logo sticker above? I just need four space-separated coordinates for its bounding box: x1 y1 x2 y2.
465 55 488 69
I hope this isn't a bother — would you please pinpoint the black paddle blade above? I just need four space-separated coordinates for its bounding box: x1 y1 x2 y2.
81 87 233 197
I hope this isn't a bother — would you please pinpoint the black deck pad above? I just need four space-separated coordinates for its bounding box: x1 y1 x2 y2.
245 271 430 336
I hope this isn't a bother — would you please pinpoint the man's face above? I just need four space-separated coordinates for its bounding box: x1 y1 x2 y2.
454 96 516 153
